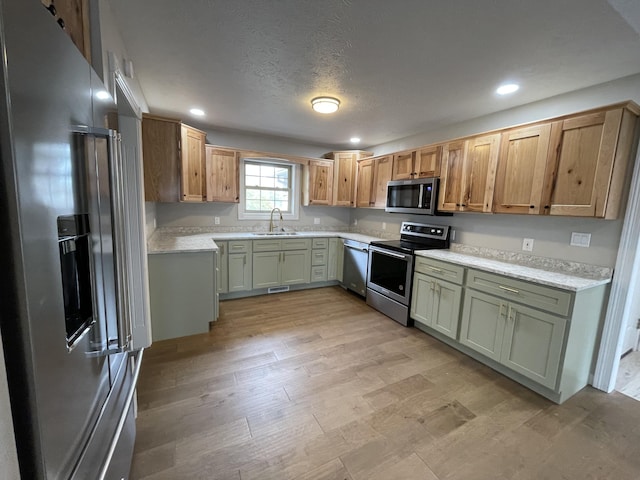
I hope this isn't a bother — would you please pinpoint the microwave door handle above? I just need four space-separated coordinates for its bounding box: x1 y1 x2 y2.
417 184 424 208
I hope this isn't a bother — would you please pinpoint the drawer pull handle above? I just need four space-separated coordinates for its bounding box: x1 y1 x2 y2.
232 245 244 249
427 266 443 273
498 285 520 294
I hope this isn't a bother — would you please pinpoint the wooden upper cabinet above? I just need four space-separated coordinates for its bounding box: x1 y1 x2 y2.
205 146 239 203
464 134 501 212
493 124 552 215
393 146 441 180
41 0 91 62
438 140 469 212
415 145 441 178
325 151 372 206
372 155 394 208
392 151 415 180
180 125 207 202
305 160 334 205
142 115 181 202
546 108 636 218
355 159 374 207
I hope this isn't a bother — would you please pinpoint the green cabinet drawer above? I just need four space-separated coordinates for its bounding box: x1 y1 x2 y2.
311 265 328 282
311 249 328 266
282 238 312 251
414 256 465 285
228 240 251 254
252 239 281 252
466 268 572 317
312 238 329 249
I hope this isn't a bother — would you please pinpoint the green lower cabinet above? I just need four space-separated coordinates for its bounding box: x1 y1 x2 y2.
216 241 228 294
460 289 566 390
253 252 281 289
459 289 505 362
252 249 311 289
228 252 252 291
411 272 462 340
501 303 566 389
281 249 311 285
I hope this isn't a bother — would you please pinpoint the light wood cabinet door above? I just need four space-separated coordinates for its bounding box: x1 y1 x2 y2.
493 124 552 215
142 115 181 202
307 160 334 205
415 145 442 178
547 108 630 218
392 151 415 180
372 155 394 208
459 289 506 362
464 134 501 212
438 140 468 212
206 146 239 203
332 152 358 206
180 125 206 202
356 159 374 207
501 303 566 389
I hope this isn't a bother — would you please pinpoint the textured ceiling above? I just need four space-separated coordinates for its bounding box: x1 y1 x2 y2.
107 0 640 149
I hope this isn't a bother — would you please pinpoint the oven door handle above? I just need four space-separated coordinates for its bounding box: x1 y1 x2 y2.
372 248 409 260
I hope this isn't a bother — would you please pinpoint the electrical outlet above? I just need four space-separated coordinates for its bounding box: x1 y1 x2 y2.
382 222 386 230
353 219 358 225
214 216 220 225
522 238 534 252
570 232 591 247
314 217 320 225
451 229 456 242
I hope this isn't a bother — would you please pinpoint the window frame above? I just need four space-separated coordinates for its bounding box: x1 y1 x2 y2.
238 157 300 220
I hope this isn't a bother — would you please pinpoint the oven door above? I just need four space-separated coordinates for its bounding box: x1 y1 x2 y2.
366 246 414 306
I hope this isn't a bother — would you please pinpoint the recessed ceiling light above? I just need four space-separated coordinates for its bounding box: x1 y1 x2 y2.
311 97 340 114
350 137 361 144
95 90 110 100
190 108 205 116
496 83 520 95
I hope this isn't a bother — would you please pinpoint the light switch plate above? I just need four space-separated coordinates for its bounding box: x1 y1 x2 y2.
382 222 386 230
214 216 220 225
522 238 534 251
571 232 591 247
313 217 320 225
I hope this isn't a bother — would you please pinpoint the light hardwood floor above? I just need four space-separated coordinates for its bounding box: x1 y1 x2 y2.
131 287 640 479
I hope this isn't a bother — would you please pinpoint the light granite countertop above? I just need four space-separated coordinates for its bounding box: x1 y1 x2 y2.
147 230 382 254
415 249 612 292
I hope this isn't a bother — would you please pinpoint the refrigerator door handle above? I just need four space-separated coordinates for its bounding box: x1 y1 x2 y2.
109 131 133 352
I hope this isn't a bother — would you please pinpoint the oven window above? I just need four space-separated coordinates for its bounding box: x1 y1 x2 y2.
388 185 419 208
369 250 408 296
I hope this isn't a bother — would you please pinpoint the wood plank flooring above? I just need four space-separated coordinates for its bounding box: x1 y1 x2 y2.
616 350 640 401
131 287 640 480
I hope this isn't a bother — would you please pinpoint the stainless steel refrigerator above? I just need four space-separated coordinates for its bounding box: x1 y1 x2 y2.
0 1 151 478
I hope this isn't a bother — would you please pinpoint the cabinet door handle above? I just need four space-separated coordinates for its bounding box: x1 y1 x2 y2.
243 255 246 266
429 281 435 291
500 303 507 318
498 285 520 294
508 306 515 322
220 244 225 255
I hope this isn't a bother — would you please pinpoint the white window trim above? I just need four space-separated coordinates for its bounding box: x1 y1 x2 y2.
238 157 300 220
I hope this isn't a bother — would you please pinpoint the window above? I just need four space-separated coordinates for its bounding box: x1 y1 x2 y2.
238 158 300 220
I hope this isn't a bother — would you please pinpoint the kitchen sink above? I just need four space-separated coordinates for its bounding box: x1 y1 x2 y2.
252 232 298 236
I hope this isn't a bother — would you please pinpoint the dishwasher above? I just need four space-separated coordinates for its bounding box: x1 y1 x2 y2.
341 239 369 297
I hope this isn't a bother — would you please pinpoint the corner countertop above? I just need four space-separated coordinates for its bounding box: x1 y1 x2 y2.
147 229 383 254
415 249 612 292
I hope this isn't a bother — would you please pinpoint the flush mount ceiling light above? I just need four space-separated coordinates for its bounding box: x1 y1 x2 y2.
350 137 361 144
496 83 520 95
311 96 340 114
190 108 205 116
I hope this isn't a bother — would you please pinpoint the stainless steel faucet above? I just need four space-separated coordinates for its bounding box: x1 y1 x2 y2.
269 207 283 232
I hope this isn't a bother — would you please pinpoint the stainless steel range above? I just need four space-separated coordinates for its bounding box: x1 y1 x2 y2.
367 222 450 326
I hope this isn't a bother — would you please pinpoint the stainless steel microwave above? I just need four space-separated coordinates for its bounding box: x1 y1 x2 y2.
385 177 443 215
